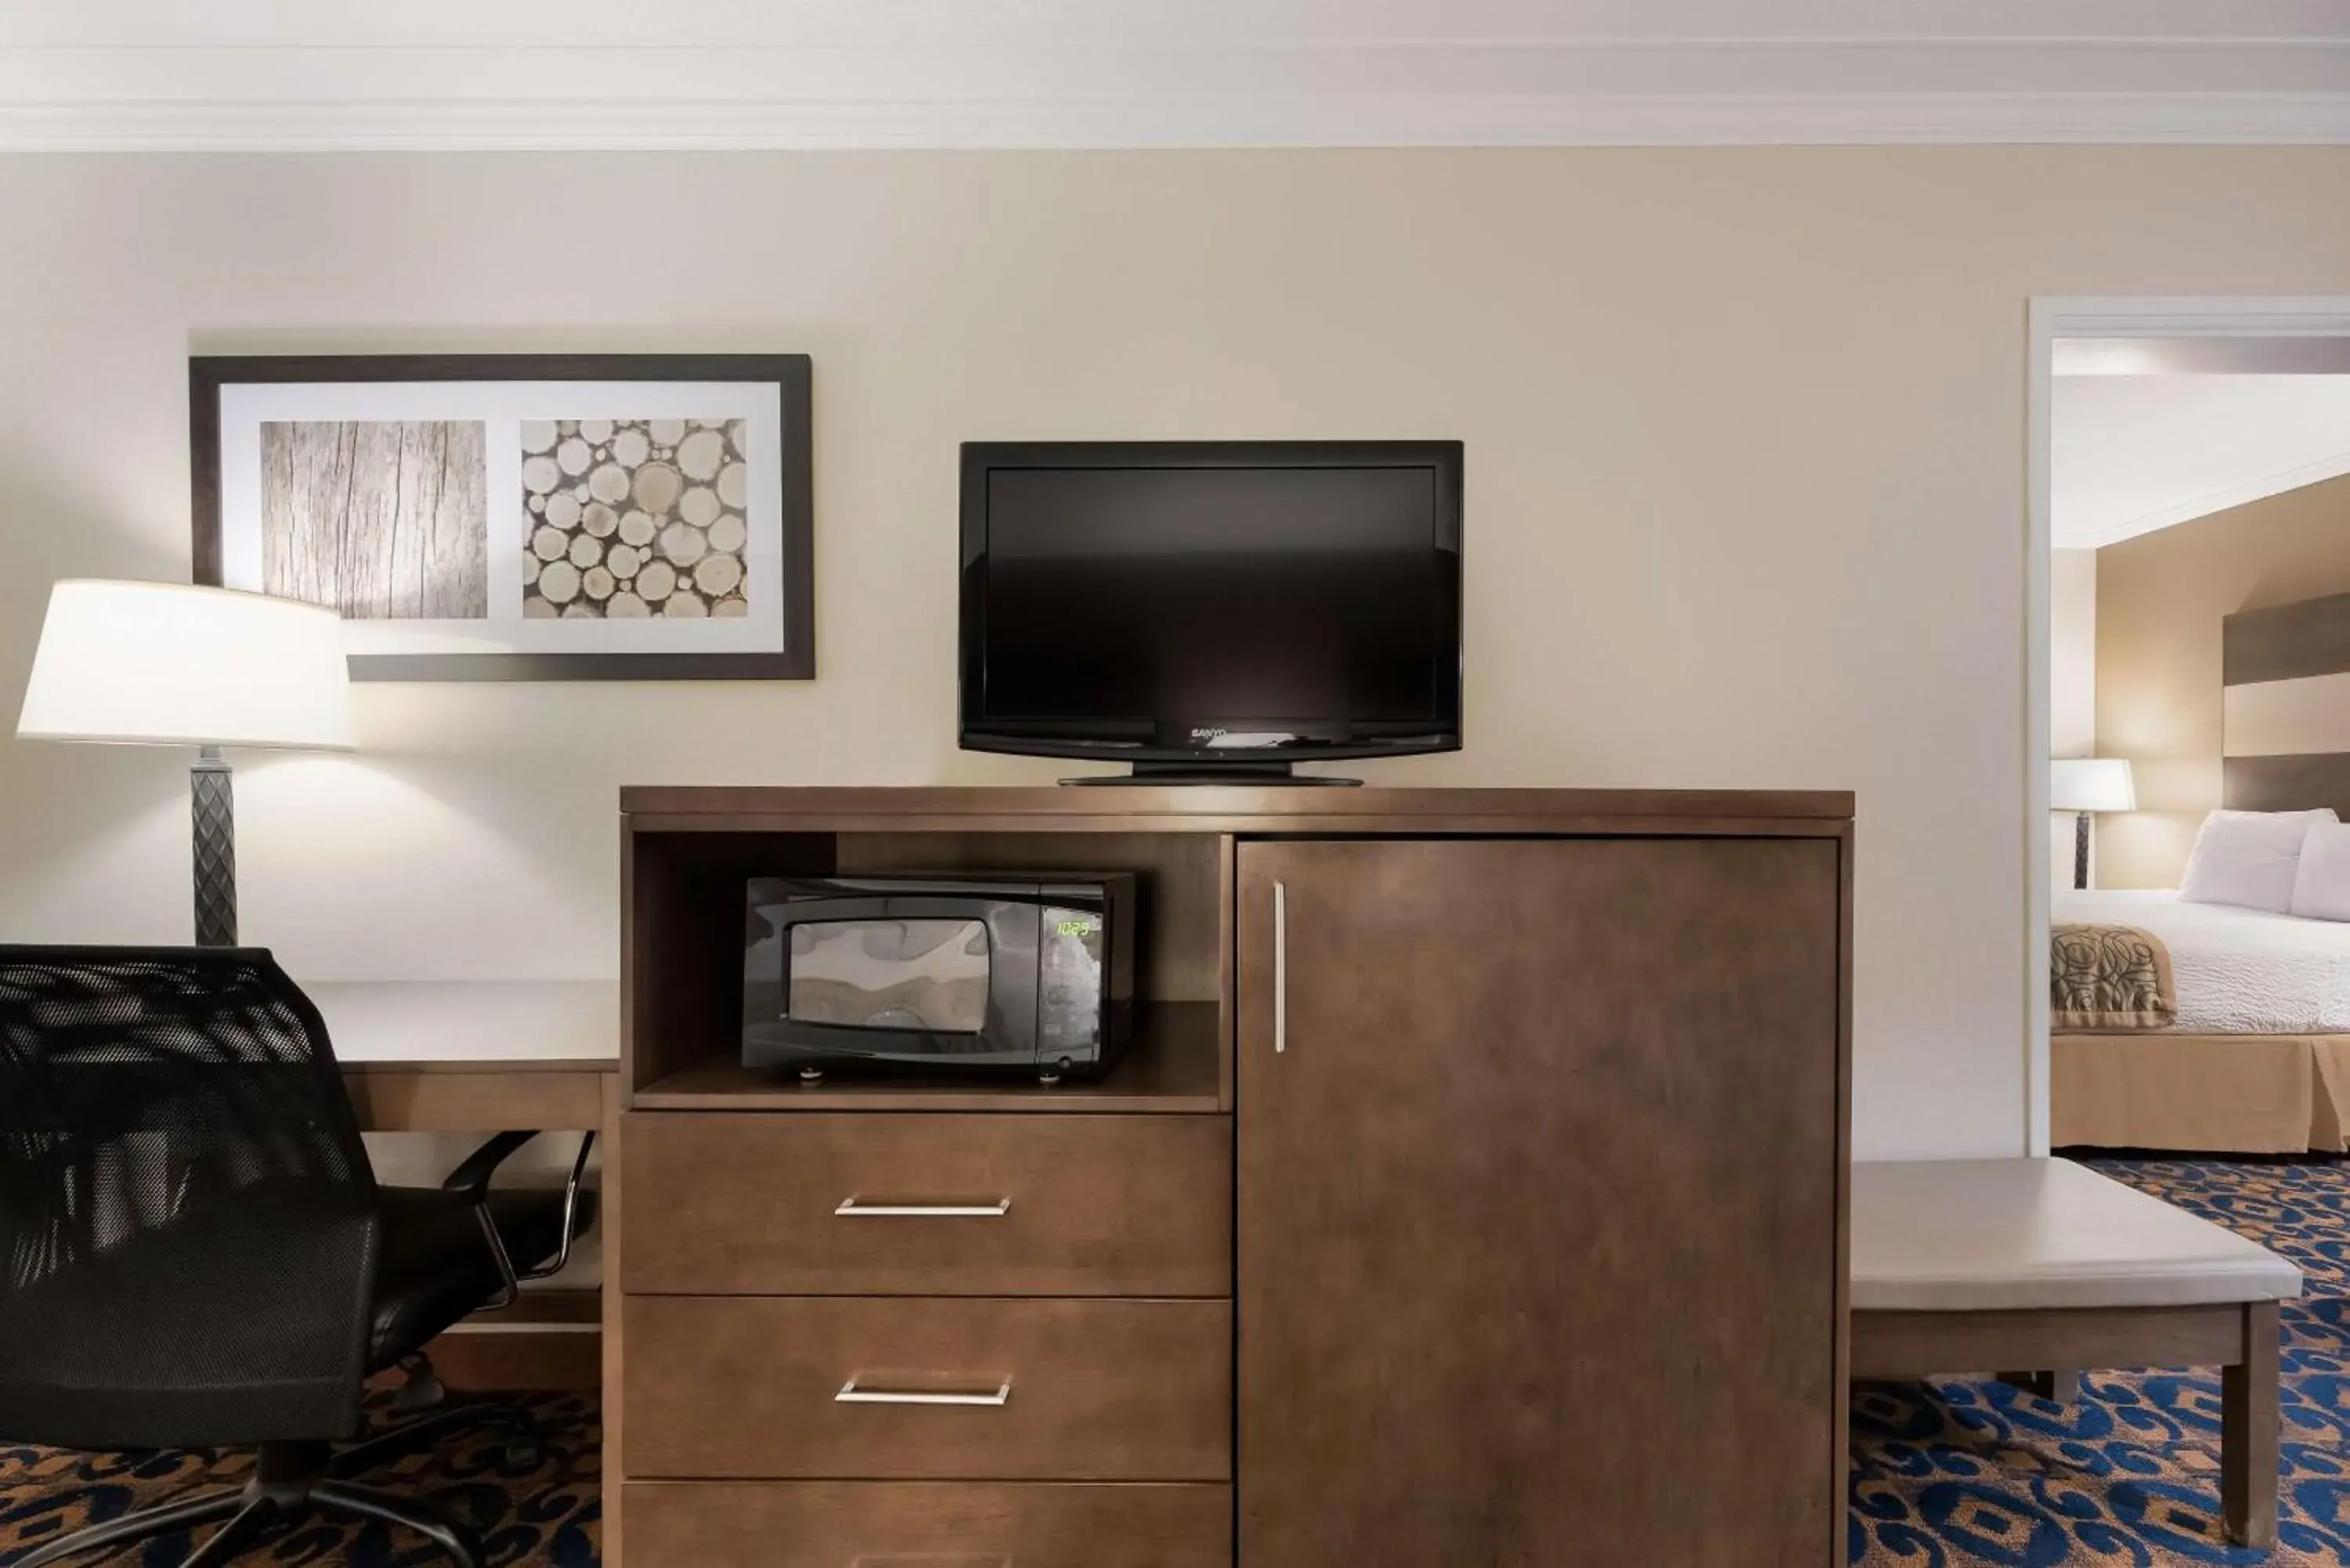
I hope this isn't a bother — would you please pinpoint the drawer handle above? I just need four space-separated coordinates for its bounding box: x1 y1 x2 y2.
833 1198 1012 1218
836 1377 1013 1407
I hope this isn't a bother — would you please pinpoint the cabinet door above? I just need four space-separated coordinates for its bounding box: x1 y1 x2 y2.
1237 836 1843 1568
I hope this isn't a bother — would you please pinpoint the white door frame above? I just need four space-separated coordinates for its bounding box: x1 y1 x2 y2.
2025 297 2350 1154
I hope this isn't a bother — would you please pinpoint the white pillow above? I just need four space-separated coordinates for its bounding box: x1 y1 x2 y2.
2292 818 2350 921
2178 808 2339 912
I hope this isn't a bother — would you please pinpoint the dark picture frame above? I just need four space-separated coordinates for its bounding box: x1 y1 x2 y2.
190 353 814 681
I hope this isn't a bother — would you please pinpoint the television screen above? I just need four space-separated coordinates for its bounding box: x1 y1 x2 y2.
960 443 1461 775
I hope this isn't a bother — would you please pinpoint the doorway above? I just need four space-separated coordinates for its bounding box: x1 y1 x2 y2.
2027 299 2350 1153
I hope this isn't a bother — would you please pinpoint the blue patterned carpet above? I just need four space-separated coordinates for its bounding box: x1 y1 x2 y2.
1853 1158 2350 1567
0 1392 598 1566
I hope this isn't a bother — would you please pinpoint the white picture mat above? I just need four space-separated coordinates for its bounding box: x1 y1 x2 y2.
216 381 786 656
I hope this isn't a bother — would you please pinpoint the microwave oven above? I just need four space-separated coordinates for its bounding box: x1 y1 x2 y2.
741 873 1136 1080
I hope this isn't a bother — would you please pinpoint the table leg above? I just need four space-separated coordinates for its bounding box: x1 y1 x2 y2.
2222 1299 2280 1548
1999 1369 2081 1404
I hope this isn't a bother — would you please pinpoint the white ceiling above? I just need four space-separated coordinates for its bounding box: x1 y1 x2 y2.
2 0 2347 150
2053 374 2350 550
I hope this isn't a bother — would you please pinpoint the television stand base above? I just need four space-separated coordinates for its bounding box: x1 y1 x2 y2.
1061 761 1362 787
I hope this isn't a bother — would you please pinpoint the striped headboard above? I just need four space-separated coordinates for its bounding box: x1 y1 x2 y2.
2223 590 2350 816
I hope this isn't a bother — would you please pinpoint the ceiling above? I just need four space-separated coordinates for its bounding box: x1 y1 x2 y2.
2 0 2347 150
2053 372 2350 550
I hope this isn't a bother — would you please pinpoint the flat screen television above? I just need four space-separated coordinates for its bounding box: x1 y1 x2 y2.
960 441 1463 783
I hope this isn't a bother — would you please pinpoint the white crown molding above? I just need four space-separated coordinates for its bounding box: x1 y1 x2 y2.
4 91 2348 152
2 27 2347 150
8 0 2350 50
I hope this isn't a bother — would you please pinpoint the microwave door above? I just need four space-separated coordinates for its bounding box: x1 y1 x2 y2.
750 897 1040 1068
787 916 992 1036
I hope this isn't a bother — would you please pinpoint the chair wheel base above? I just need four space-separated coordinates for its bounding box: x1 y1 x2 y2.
10 1436 484 1568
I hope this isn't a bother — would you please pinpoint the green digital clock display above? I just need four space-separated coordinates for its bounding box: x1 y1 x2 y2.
1054 918 1099 938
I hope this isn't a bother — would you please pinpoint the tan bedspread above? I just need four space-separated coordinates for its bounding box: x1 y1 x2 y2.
2052 1032 2350 1153
2051 923 2177 1031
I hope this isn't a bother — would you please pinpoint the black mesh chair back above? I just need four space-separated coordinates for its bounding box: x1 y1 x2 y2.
0 946 379 1450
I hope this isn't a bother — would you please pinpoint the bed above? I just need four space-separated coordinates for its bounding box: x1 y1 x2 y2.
2052 588 2350 1153
2052 889 2350 1152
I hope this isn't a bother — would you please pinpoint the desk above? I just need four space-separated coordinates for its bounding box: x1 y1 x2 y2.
314 981 616 1132
308 981 620 1392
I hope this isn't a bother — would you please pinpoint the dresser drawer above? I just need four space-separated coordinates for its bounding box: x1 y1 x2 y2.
624 1481 1231 1568
623 1296 1231 1481
620 1112 1231 1296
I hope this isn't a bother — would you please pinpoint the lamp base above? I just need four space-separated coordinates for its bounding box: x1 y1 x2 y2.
2073 810 2092 893
193 746 237 948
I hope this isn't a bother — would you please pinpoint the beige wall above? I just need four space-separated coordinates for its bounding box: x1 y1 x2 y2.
1 150 2347 1160
2051 547 2099 886
2098 471 2350 887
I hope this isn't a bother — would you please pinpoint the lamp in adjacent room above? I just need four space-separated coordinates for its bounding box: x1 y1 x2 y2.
2050 757 2135 891
15 580 355 946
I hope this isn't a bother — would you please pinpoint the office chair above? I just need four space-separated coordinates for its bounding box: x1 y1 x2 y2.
0 946 596 1568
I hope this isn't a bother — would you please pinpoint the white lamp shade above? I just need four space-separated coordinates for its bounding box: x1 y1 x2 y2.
2051 757 2135 814
16 580 356 750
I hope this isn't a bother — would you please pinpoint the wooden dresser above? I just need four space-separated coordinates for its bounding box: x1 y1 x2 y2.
609 786 1853 1568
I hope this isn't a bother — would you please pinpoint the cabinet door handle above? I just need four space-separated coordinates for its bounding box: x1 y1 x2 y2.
834 1198 1011 1218
836 1378 1013 1407
1274 878 1289 1054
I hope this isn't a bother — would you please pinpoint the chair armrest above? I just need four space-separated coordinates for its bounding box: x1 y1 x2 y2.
441 1129 540 1202
444 1129 598 1310
526 1130 597 1284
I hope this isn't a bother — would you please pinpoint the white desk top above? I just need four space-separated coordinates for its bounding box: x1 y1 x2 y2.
302 981 617 1066
1853 1158 2301 1312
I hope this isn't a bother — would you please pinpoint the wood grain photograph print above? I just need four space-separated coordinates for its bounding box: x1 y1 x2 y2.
262 421 489 619
191 355 812 680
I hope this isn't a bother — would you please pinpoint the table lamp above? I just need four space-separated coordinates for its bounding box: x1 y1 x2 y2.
15 580 355 946
2050 757 2135 891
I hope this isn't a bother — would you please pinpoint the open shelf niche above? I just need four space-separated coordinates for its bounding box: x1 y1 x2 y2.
622 816 1235 1114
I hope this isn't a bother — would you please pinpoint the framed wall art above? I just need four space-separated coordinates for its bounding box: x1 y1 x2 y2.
190 353 813 680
